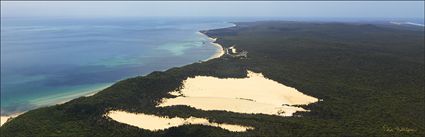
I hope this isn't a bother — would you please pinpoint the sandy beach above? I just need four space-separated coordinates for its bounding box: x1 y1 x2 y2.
1 113 22 126
208 42 225 60
159 70 319 116
1 84 111 126
32 84 111 106
198 32 225 61
1 116 10 126
106 110 253 132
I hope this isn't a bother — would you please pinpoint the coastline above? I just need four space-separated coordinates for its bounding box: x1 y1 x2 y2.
208 42 224 60
1 113 22 126
1 30 227 127
202 22 236 60
198 31 225 61
0 83 112 127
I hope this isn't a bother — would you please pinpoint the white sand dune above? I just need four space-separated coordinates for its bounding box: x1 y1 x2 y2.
158 70 318 116
159 97 306 116
106 110 253 132
105 70 318 131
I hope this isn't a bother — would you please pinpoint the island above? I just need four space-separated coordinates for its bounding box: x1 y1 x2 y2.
1 21 424 137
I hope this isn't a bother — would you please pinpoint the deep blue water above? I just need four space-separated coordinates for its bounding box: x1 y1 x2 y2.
1 17 233 115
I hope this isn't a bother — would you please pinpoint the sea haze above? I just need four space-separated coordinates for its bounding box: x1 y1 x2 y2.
0 17 234 115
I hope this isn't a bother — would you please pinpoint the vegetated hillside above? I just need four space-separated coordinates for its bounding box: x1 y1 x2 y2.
1 21 424 137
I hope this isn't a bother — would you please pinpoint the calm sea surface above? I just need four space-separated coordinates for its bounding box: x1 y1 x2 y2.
1 17 233 115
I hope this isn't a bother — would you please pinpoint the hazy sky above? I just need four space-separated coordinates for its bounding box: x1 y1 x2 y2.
1 1 424 19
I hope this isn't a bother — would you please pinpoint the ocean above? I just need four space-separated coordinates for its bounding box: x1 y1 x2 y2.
0 17 234 115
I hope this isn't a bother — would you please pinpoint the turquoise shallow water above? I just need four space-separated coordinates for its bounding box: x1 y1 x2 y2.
0 17 233 115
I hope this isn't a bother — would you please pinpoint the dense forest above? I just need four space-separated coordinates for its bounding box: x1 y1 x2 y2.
1 21 424 137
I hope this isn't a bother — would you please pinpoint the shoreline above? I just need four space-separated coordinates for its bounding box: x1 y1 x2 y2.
1 30 227 127
200 22 236 61
1 83 111 126
1 112 23 126
198 31 225 61
208 42 225 60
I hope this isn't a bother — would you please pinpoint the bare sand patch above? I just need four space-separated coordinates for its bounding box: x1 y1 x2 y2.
158 70 319 116
106 110 253 132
